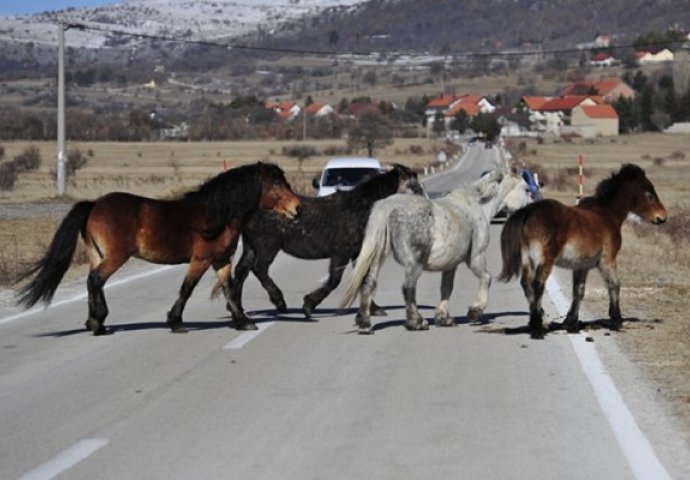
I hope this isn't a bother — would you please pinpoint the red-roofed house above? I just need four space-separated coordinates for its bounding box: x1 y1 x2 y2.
571 104 619 136
590 52 617 68
425 94 495 134
266 101 301 121
536 96 599 135
304 102 335 117
561 78 635 102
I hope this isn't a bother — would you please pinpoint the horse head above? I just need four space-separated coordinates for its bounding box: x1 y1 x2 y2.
500 169 533 214
474 169 503 202
257 162 301 219
390 163 425 195
623 164 667 224
596 164 667 225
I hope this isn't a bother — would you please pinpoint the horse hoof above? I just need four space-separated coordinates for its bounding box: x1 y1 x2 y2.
434 314 455 327
602 319 622 331
275 300 288 314
358 327 374 335
467 308 483 325
565 322 582 334
93 326 111 336
239 323 258 331
530 329 545 340
170 326 188 334
405 322 429 331
302 304 314 320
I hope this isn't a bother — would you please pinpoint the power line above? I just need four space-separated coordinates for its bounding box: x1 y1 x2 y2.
65 21 689 61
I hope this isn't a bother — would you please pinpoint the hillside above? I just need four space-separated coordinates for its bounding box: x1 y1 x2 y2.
1 0 689 76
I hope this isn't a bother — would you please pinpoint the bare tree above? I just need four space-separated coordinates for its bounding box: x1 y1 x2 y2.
347 110 393 157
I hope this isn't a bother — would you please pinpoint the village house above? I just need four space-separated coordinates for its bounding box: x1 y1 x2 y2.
636 48 675 65
424 94 495 134
266 101 301 121
561 78 635 103
594 33 612 48
303 102 335 117
589 52 617 68
515 96 551 133
536 96 600 136
570 103 619 137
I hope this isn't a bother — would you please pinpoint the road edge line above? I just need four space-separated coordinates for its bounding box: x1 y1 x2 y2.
546 276 671 480
18 437 109 480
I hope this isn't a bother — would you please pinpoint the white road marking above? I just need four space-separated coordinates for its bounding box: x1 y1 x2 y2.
18 438 108 480
0 266 174 326
546 276 671 480
223 321 274 350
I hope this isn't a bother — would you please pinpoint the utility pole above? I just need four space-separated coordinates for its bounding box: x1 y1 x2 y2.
56 20 66 196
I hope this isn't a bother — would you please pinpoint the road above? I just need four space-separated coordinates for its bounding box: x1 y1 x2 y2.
1 145 689 479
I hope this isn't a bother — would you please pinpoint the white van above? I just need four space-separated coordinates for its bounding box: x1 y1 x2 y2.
312 157 384 197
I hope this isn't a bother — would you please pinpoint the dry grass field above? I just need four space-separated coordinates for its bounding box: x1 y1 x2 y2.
1 133 689 434
0 138 443 204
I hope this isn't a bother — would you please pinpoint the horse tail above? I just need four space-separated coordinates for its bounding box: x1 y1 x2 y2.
16 201 94 307
339 201 392 308
498 206 530 282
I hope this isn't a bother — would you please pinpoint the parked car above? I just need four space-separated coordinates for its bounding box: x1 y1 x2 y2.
312 157 384 197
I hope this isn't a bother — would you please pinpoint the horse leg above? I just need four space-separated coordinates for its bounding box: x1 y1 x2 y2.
85 253 128 336
527 264 550 339
215 262 256 331
598 260 622 330
228 244 253 313
250 248 288 314
303 257 348 319
466 253 492 325
402 264 427 331
355 255 387 334
564 269 588 333
434 268 457 327
350 259 386 317
167 260 210 333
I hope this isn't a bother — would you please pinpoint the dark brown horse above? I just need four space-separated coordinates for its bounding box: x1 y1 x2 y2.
16 162 301 335
499 163 667 339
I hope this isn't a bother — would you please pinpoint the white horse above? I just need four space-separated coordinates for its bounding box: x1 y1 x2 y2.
340 167 532 333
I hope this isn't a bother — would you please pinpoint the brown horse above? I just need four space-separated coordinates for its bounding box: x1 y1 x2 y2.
16 162 301 335
499 163 667 339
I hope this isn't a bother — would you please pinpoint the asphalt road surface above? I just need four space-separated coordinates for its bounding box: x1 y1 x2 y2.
2 145 689 479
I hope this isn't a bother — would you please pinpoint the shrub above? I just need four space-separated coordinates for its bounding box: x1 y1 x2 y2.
408 144 424 155
13 146 41 172
282 144 317 160
66 148 89 176
0 162 17 190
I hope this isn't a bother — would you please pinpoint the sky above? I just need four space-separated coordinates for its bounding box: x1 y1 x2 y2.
0 1 118 16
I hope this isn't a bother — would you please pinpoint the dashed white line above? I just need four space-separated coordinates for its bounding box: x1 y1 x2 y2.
223 321 274 350
546 276 671 480
18 438 109 480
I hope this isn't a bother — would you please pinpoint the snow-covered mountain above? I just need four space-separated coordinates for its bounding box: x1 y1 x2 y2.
0 0 368 50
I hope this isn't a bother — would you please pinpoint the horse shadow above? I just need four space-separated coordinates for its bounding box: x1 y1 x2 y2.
33 319 234 337
340 307 527 333
487 316 652 336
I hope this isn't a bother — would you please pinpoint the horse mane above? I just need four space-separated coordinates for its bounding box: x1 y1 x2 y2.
340 164 412 203
592 163 648 203
182 162 283 227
